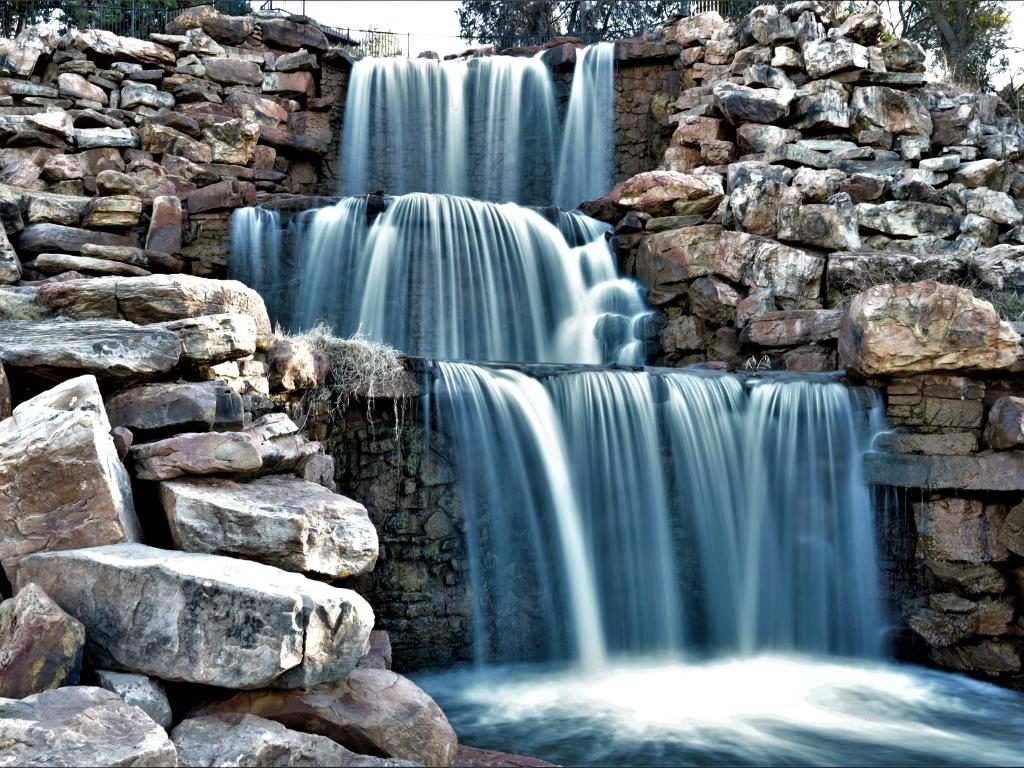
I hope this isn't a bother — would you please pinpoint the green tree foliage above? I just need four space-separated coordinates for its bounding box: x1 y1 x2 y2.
883 0 1012 90
458 0 677 47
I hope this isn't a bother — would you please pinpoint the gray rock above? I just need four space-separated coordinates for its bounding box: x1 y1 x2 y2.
74 127 139 149
0 583 85 699
0 318 180 383
984 396 1024 450
195 667 458 767
0 686 176 766
120 82 175 110
171 714 416 767
802 38 869 77
0 376 141 576
30 253 149 277
857 201 960 238
777 193 861 250
863 451 1024 491
153 313 257 366
15 544 374 690
95 670 172 731
105 381 243 439
0 227 21 285
131 431 263 481
713 82 793 124
850 86 932 136
964 188 1022 226
716 230 823 308
740 309 843 347
160 475 378 579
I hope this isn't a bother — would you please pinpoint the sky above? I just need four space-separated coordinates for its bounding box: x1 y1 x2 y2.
272 0 1024 87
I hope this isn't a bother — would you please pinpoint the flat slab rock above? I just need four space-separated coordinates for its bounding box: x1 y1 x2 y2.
161 475 378 579
15 544 373 690
131 431 263 480
0 318 180 383
0 685 176 767
196 667 459 767
105 380 243 440
0 376 141 578
171 714 417 767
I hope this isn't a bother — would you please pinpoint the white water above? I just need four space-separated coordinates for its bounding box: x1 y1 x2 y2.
555 42 616 208
339 46 615 207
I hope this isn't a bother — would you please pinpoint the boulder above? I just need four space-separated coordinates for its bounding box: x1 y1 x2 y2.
914 497 1008 564
0 583 85 698
95 670 172 731
105 381 243 439
0 376 142 577
184 179 257 213
262 71 315 99
74 127 138 150
155 313 257 365
905 604 977 647
160 475 378 579
131 431 262 481
29 253 149 278
146 194 182 255
713 82 793 124
0 686 176 766
34 274 273 350
1001 502 1024 556
735 124 801 153
931 640 1021 674
665 11 725 44
70 28 176 65
964 188 1022 226
16 222 135 254
258 18 330 51
688 276 741 324
141 123 213 163
857 201 959 238
120 82 175 110
0 40 42 77
358 631 393 671
609 171 723 217
0 318 180 383
57 72 107 105
196 667 458 767
15 544 374 689
850 86 932 136
740 309 842 347
716 230 823 308
635 225 722 303
984 396 1024 450
82 195 143 229
776 194 861 250
275 49 319 73
268 337 318 391
166 5 219 34
862 451 1024 492
0 227 20 284
826 250 966 306
79 243 183 273
839 281 1021 375
202 119 260 166
203 58 263 86
802 38 869 78
201 14 256 46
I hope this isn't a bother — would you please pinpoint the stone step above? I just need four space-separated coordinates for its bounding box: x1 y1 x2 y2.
15 543 374 689
160 475 378 579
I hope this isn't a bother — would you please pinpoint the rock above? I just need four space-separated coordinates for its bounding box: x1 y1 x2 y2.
30 253 149 277
0 686 176 766
29 110 75 143
120 82 174 110
850 86 932 136
635 225 721 303
16 222 135 255
792 87 850 131
166 5 219 34
34 274 273 350
161 474 377 578
791 167 845 202
70 28 175 65
834 4 884 45
0 583 85 698
74 127 138 149
15 544 374 689
671 115 729 146
196 667 458 767
201 14 256 46
0 227 20 284
802 38 869 78
268 337 318 392
736 124 802 153
713 82 793 124
184 178 257 213
931 640 1021 674
261 71 315 100
172 713 415 767
0 318 180 383
58 72 108 105
662 315 705 353
203 58 263 86
879 38 925 71
857 201 959 238
952 158 1002 188
141 122 212 163
839 281 1021 375
914 497 1007 563
146 194 182 255
964 188 1022 226
905 604 977 647
826 250 966 306
358 630 393 671
95 670 172 731
26 196 81 227
716 230 822 308
41 154 84 182
131 431 262 481
0 40 42 77
202 119 259 165
275 49 319 72
258 18 329 51
1001 502 1024 556
984 396 1024 450
873 431 978 455
0 376 141 577
688 276 741 324
156 313 257 365
740 309 842 346
609 171 723 218
727 169 801 237
776 193 861 250
79 243 183 273
82 195 142 229
105 381 242 439
863 451 1024 492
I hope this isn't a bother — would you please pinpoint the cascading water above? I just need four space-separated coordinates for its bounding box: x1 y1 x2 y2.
230 193 648 364
554 42 616 208
338 45 615 208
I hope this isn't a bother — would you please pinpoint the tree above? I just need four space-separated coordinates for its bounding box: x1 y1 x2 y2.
458 0 677 48
883 0 1012 90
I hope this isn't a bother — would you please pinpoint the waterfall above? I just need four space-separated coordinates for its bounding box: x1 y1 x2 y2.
339 56 558 205
429 364 883 666
231 193 648 365
555 42 617 209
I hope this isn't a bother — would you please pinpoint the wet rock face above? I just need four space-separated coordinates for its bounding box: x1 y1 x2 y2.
0 686 177 766
15 544 374 689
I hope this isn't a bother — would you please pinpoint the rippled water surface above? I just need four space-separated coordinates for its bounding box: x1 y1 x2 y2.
416 656 1024 766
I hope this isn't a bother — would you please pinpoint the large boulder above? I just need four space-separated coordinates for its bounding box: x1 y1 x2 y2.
267 337 318 391
196 667 458 767
857 201 959 238
160 475 378 579
171 714 416 767
716 230 823 308
740 309 842 347
850 86 932 136
713 82 793 124
69 28 175 65
0 686 176 766
16 222 135 254
34 274 273 350
913 497 1008 564
838 281 1021 375
634 225 721 303
131 432 262 481
202 119 260 166
607 171 723 217
15 544 374 689
0 318 180 383
0 376 141 577
154 313 257 365
95 670 172 731
802 38 869 78
0 583 85 698
105 381 243 439
258 18 329 51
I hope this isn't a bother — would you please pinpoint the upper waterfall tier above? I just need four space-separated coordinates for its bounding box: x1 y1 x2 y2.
339 45 615 207
229 193 649 365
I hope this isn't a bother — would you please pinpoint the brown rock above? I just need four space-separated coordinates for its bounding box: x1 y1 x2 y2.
914 497 1008 563
1000 501 1024 556
82 195 142 229
105 381 242 439
984 396 1024 450
131 431 262 481
839 281 1021 375
146 194 183 254
70 28 175 65
201 14 255 45
58 72 108 105
262 71 315 100
0 40 42 77
185 179 257 213
258 18 330 51
268 337 318 392
635 225 722 303
30 253 149 277
141 122 213 163
931 640 1021 674
740 309 842 347
203 58 263 86
609 171 723 217
202 119 260 165
156 313 258 365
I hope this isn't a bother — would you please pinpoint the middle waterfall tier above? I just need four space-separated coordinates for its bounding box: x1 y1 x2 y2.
230 193 649 365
